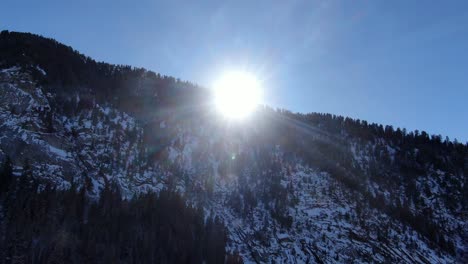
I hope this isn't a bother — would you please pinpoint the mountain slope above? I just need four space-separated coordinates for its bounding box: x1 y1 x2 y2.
0 31 467 263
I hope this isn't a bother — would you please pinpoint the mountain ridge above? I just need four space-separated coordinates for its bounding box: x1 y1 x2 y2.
1 30 465 144
0 31 467 263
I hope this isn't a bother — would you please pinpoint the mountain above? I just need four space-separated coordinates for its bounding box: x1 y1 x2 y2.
0 31 467 263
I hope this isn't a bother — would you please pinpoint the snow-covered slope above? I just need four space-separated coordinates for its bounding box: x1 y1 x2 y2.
1 62 466 263
0 67 165 196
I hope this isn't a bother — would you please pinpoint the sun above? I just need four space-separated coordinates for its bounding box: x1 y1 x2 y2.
212 71 262 119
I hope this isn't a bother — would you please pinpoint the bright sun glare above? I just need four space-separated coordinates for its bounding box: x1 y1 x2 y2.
213 71 262 120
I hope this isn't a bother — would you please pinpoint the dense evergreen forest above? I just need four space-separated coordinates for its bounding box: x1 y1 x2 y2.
0 30 204 116
0 158 238 264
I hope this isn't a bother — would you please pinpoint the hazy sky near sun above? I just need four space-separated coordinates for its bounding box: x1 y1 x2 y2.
2 0 467 141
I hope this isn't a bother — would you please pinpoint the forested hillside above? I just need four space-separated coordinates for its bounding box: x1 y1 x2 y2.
0 31 466 263
0 171 230 263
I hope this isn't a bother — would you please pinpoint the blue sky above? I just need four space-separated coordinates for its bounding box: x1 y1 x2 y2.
2 0 467 142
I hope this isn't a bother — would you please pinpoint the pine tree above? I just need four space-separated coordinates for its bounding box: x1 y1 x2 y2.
0 155 13 194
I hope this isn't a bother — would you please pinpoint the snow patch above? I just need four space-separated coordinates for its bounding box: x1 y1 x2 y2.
48 145 69 159
35 65 47 75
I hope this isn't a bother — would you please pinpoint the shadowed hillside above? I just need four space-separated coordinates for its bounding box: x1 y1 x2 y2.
1 31 467 263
